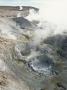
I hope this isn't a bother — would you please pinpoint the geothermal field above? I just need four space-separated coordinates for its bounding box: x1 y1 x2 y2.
0 5 67 90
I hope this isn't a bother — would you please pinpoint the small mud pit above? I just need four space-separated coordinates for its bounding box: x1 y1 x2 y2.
28 55 54 76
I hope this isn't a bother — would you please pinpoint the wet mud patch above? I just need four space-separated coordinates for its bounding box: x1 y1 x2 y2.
28 54 55 76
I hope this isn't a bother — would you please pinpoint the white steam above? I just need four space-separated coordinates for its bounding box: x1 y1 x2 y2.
17 6 23 17
27 0 67 29
26 0 67 28
19 6 23 10
25 0 67 46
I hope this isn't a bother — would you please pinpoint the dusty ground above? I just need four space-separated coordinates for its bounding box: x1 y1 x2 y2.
0 36 31 90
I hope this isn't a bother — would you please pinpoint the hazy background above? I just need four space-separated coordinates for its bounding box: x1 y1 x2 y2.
0 0 67 29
